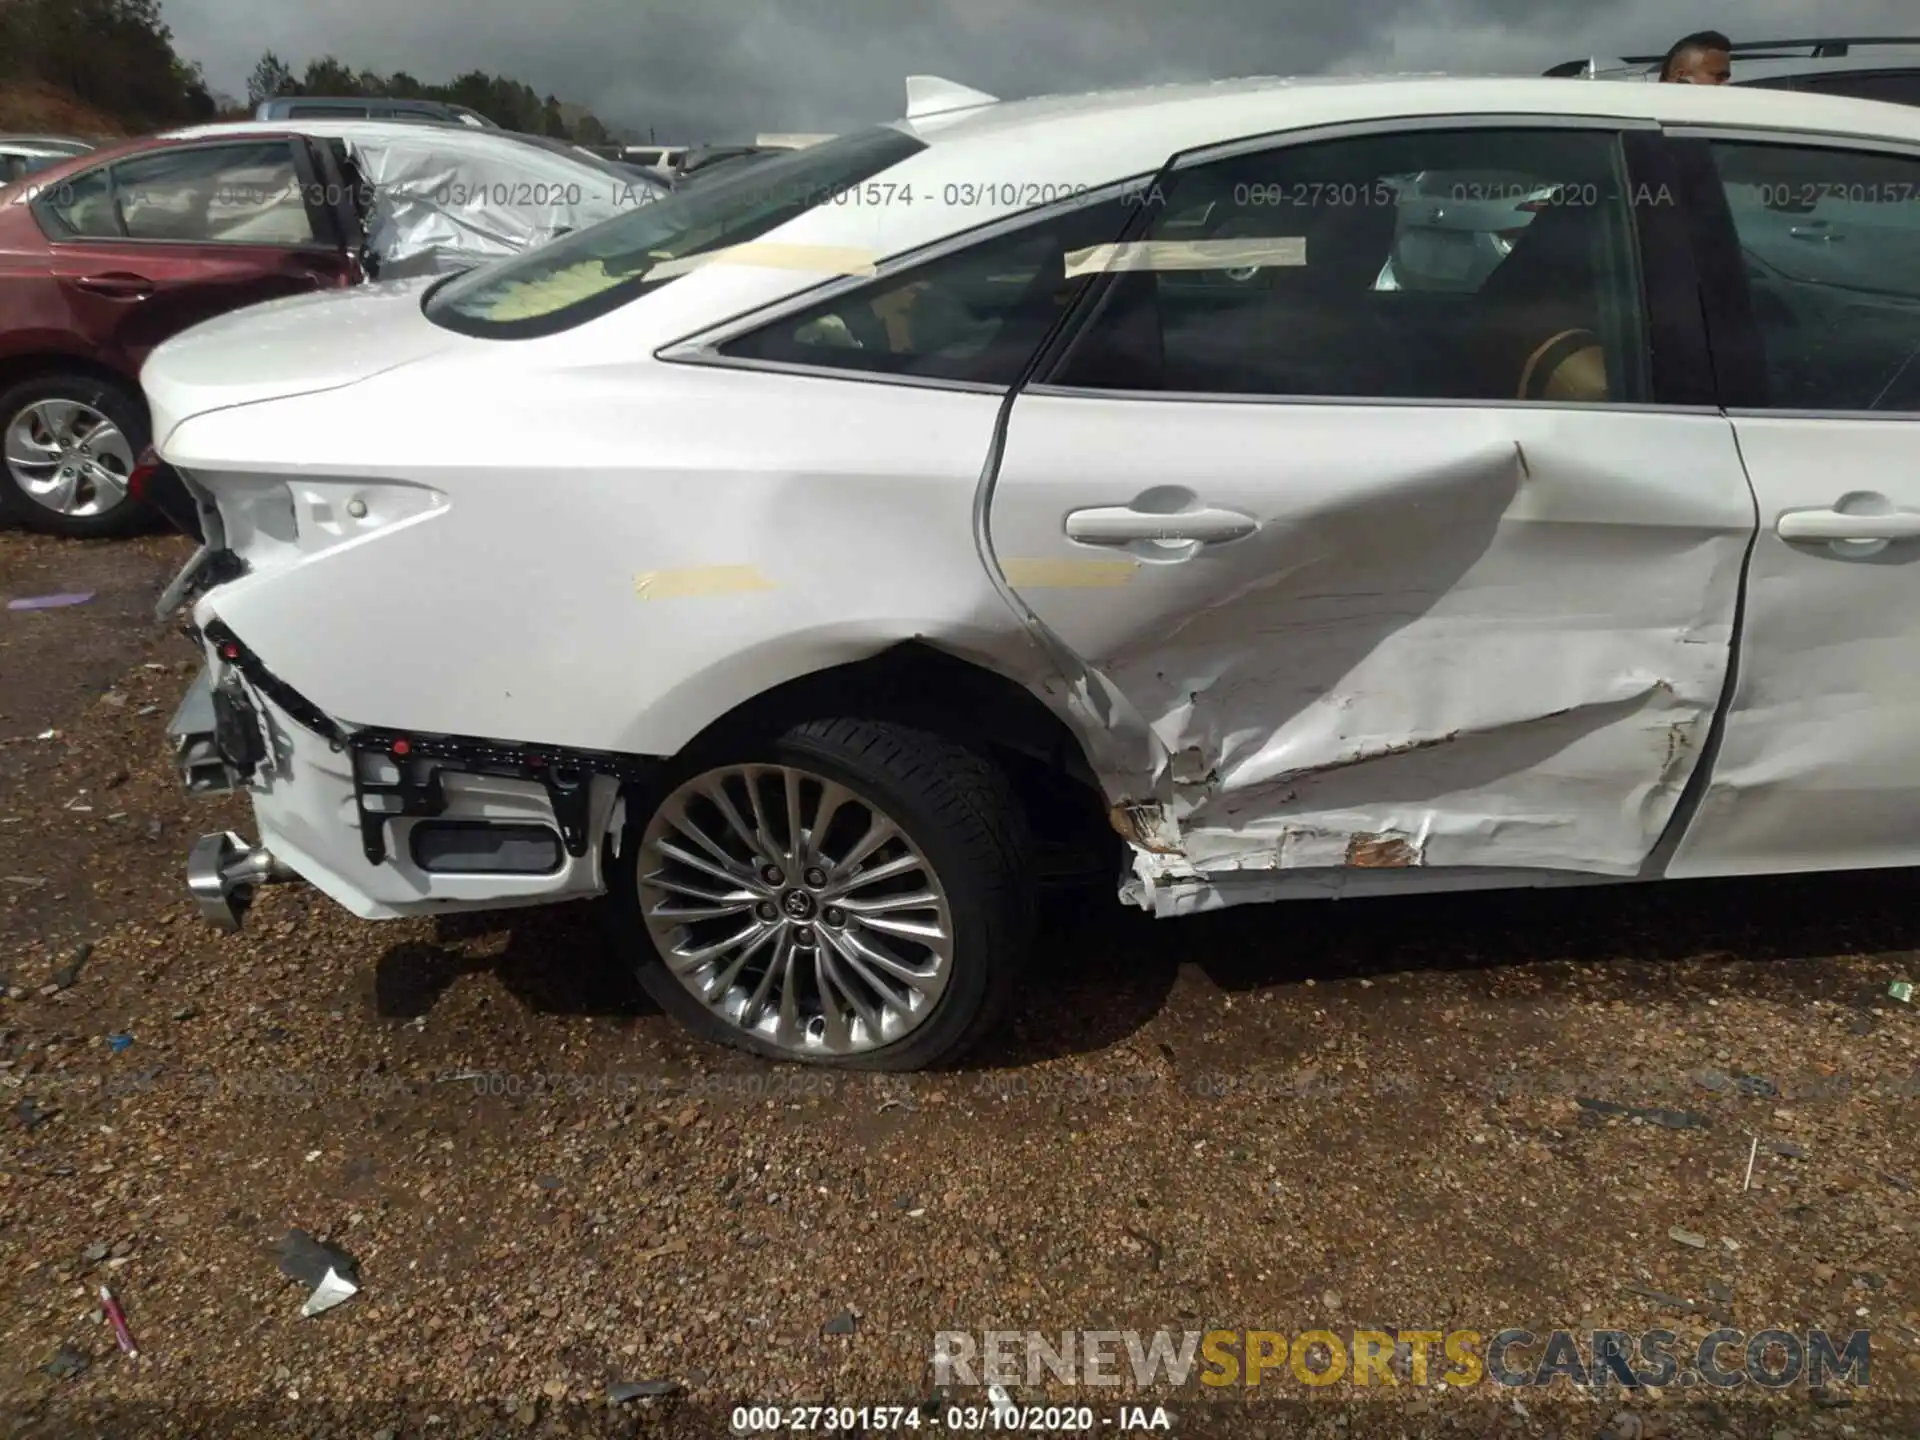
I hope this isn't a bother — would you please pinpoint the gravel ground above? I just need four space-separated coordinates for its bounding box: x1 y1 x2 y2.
2 524 1919 1439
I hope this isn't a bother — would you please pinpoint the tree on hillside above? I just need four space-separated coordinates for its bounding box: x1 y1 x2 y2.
1 0 217 128
301 56 363 95
246 50 297 106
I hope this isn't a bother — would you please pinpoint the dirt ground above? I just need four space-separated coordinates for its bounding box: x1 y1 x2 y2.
2 523 1918 1439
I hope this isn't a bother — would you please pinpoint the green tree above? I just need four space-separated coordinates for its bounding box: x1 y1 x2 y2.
246 49 298 106
300 55 364 95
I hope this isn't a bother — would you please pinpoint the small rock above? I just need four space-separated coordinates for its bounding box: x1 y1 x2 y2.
111 1239 131 1257
1598 1412 1643 1440
1766 1141 1809 1159
145 819 164 841
1848 1014 1877 1036
274 1365 292 1384
1670 1227 1708 1249
103 769 130 789
823 1310 857 1335
1321 1290 1342 1312
42 1346 89 1380
172 1007 196 1022
51 943 93 990
542 1379 566 1399
514 1404 537 1426
536 1176 562 1190
539 1303 559 1320
84 1242 109 1262
607 1379 682 1403
15 1098 57 1130
1855 1271 1886 1291
1814 1263 1836 1283
1707 1280 1733 1304
892 1195 914 1210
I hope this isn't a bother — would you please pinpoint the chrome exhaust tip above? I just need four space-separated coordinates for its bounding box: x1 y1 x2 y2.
187 831 293 930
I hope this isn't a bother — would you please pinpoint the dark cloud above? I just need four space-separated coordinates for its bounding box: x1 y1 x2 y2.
162 0 1916 141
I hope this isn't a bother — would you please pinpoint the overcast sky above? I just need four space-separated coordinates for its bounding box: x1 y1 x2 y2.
160 0 1914 141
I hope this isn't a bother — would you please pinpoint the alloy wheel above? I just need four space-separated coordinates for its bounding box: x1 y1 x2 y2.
637 763 956 1058
3 398 134 518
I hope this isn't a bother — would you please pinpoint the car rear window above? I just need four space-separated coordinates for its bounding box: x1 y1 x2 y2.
422 125 926 338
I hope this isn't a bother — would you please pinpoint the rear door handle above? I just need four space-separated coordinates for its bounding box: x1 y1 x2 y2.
1788 225 1844 243
1065 504 1259 547
1777 509 1920 543
74 272 154 299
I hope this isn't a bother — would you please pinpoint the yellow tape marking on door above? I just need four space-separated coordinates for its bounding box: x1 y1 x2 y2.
634 565 778 600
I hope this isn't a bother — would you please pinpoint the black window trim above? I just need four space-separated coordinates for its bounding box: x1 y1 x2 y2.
30 136 344 254
1664 121 1920 420
1024 111 1702 415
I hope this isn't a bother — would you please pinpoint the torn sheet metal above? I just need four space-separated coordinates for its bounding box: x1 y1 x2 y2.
986 399 1756 898
348 135 650 278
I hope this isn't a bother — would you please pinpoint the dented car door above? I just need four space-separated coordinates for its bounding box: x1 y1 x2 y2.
986 120 1758 904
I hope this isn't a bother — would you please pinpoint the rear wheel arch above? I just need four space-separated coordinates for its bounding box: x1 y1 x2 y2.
671 639 1113 831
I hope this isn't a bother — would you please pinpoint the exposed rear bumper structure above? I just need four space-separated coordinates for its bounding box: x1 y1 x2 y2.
186 831 294 930
170 620 632 929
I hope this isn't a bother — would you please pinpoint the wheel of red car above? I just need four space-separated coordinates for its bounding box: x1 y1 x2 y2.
610 717 1036 1071
0 372 151 539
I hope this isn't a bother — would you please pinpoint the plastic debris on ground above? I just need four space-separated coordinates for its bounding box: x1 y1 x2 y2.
100 1285 139 1357
607 1379 683 1404
1891 980 1914 1004
7 592 94 610
106 1033 133 1054
275 1228 363 1318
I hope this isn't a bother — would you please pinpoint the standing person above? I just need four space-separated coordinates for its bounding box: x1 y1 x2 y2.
1661 30 1733 84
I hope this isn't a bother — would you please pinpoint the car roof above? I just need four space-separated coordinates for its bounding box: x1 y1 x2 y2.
894 73 1920 175
568 73 1920 352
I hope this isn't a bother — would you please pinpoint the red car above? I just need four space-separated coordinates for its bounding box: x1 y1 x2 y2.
0 132 366 537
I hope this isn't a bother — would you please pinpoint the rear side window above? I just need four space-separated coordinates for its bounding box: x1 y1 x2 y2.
1710 139 1920 411
1050 126 1648 405
38 143 318 246
1796 71 1920 107
719 194 1138 385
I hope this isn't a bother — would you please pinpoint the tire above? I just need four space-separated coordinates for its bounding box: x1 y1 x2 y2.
609 717 1036 1071
0 372 151 539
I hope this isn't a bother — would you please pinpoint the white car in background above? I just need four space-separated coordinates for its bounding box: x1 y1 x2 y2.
162 118 663 277
150 73 1920 1069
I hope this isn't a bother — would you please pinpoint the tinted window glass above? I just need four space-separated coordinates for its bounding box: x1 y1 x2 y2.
36 164 119 238
720 195 1135 386
1710 140 1920 411
423 125 925 336
1050 127 1648 404
111 143 316 245
1798 71 1920 106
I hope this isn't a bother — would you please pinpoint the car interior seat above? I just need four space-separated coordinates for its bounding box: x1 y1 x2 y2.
1473 194 1612 402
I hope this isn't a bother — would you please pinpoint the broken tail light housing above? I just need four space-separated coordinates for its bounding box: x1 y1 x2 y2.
128 446 161 503
128 449 204 538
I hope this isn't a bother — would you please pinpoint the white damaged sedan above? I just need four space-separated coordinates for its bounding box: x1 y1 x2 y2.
147 74 1920 1068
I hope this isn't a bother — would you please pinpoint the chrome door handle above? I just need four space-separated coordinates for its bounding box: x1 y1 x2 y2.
74 272 154 299
1064 504 1259 547
1788 226 1844 242
1777 509 1920 543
